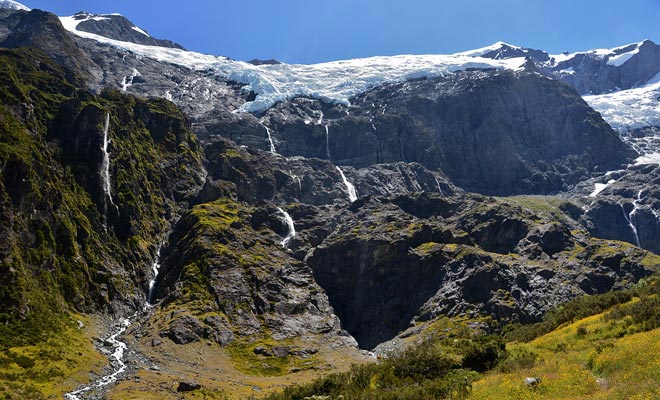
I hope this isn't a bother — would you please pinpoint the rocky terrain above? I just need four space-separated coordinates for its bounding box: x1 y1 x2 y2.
0 3 659 399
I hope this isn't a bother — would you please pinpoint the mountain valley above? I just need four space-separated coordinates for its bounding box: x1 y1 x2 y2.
0 2 659 399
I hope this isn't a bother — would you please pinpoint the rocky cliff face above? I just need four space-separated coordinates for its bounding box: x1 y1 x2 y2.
0 7 659 398
256 70 634 195
0 9 95 81
0 48 203 346
154 138 658 351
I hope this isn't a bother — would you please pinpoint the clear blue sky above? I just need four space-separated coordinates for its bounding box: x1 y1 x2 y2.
21 0 660 64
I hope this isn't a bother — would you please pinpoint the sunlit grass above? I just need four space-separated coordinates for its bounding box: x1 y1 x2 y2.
0 314 105 399
471 302 660 399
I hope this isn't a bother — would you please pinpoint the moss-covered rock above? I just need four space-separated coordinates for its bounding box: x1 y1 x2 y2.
0 48 203 348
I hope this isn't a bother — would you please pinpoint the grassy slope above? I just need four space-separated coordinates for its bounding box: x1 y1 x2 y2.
472 303 660 399
0 314 105 400
0 48 202 399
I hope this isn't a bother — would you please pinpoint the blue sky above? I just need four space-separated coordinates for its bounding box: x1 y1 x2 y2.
21 0 660 64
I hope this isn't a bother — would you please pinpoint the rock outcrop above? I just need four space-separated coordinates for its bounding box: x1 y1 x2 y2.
258 70 635 195
0 48 203 341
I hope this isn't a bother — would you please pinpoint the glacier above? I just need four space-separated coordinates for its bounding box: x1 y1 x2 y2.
59 14 525 114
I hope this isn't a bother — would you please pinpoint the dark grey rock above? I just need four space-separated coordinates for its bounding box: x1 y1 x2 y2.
166 315 204 345
177 381 202 392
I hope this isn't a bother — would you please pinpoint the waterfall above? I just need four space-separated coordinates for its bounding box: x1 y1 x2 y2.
434 177 444 195
399 136 406 162
325 125 331 159
277 207 296 248
590 178 617 197
622 189 644 247
652 208 660 224
336 166 358 203
317 111 331 159
146 245 163 305
289 171 302 193
260 120 277 154
120 68 141 92
100 113 118 218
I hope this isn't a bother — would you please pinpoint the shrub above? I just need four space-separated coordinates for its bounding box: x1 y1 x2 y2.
497 347 539 372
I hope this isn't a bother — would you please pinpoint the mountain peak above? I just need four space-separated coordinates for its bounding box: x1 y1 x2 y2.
0 0 29 11
61 11 184 50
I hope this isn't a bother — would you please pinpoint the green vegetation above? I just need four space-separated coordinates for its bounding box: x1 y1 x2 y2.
0 47 203 397
0 314 104 399
261 330 505 399
263 271 660 399
505 272 660 343
227 336 320 377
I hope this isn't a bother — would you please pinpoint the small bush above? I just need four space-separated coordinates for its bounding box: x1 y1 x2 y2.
459 335 505 372
497 347 539 372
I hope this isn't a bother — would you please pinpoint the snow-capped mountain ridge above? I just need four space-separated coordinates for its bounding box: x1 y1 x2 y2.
63 11 183 50
59 12 526 113
55 9 660 153
0 0 29 11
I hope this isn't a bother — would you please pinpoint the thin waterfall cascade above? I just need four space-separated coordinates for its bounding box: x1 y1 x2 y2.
336 166 358 203
120 68 141 92
146 245 163 305
621 204 640 247
652 208 660 222
317 111 331 159
261 121 277 154
434 177 444 195
277 207 296 248
289 172 302 192
100 113 118 214
325 125 331 159
622 189 644 247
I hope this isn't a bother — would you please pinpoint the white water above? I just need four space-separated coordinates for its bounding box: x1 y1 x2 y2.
65 240 167 398
336 166 358 202
652 208 660 222
260 121 277 154
589 179 617 197
64 318 132 400
289 172 302 192
120 68 140 92
100 113 118 217
324 125 331 159
146 245 163 305
622 189 644 247
434 177 444 195
277 207 296 248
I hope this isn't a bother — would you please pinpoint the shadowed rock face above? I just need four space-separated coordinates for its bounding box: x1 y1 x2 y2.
301 192 657 349
573 163 660 254
261 70 635 195
0 9 94 81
